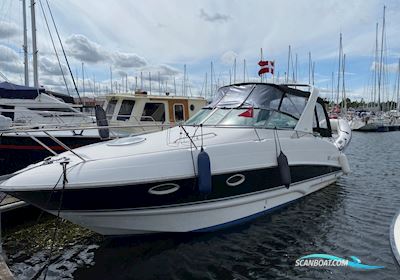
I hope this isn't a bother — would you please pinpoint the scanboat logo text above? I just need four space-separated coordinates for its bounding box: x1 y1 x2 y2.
295 254 384 270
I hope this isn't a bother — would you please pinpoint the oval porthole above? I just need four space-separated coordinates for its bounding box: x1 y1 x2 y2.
190 104 195 111
226 174 245 187
148 183 180 195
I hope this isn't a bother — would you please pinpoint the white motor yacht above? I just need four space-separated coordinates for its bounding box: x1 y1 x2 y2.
0 83 352 235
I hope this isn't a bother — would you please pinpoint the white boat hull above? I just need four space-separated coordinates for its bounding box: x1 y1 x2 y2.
54 172 341 235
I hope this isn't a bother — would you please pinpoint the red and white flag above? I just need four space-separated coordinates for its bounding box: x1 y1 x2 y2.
258 60 274 76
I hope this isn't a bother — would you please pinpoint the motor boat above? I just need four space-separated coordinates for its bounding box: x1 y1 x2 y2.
0 81 104 175
0 83 352 235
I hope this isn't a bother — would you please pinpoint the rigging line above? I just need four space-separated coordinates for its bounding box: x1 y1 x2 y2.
38 0 70 95
43 160 69 280
0 71 9 82
180 125 197 149
188 130 197 191
45 0 82 104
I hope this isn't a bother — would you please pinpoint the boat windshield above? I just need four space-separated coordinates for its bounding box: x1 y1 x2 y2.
185 84 308 129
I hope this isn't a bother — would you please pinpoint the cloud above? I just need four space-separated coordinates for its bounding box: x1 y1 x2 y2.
199 9 231 22
40 57 69 76
370 61 399 73
65 34 106 63
0 21 19 39
0 45 23 74
140 64 181 81
220 50 238 65
111 52 147 68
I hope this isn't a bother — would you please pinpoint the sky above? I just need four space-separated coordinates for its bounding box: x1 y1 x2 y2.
0 0 400 101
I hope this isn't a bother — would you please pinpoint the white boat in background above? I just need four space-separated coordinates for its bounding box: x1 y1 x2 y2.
391 210 400 266
0 83 352 235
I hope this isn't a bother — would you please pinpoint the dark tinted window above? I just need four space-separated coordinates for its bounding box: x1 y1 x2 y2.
174 104 185 122
141 103 165 122
117 100 135 121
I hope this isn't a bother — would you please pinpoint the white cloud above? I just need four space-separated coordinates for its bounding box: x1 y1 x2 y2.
0 45 23 74
40 57 69 76
370 61 399 73
111 52 147 68
0 21 19 39
220 51 238 65
65 34 106 63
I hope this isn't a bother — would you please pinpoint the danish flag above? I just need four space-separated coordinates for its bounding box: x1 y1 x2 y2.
258 60 274 76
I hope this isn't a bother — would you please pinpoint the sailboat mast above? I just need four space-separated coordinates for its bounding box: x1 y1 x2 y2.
82 62 85 96
342 54 347 115
22 0 29 86
243 59 246 82
397 58 400 113
377 6 386 111
373 22 379 108
336 33 342 107
233 58 236 83
30 0 39 87
308 52 311 85
210 62 213 96
109 66 112 93
286 45 290 83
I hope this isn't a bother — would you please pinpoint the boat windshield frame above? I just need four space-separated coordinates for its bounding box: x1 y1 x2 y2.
184 83 332 135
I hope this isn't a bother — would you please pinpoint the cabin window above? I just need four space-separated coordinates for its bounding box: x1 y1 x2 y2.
106 99 117 120
316 103 328 129
117 100 135 121
141 102 165 122
174 104 185 122
313 102 332 137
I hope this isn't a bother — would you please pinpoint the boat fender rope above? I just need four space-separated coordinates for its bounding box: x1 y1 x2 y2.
274 128 291 188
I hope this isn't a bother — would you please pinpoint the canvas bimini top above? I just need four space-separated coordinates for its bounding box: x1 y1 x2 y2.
186 83 332 137
0 81 45 99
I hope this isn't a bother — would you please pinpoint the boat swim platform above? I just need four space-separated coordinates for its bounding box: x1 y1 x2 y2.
391 210 400 267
